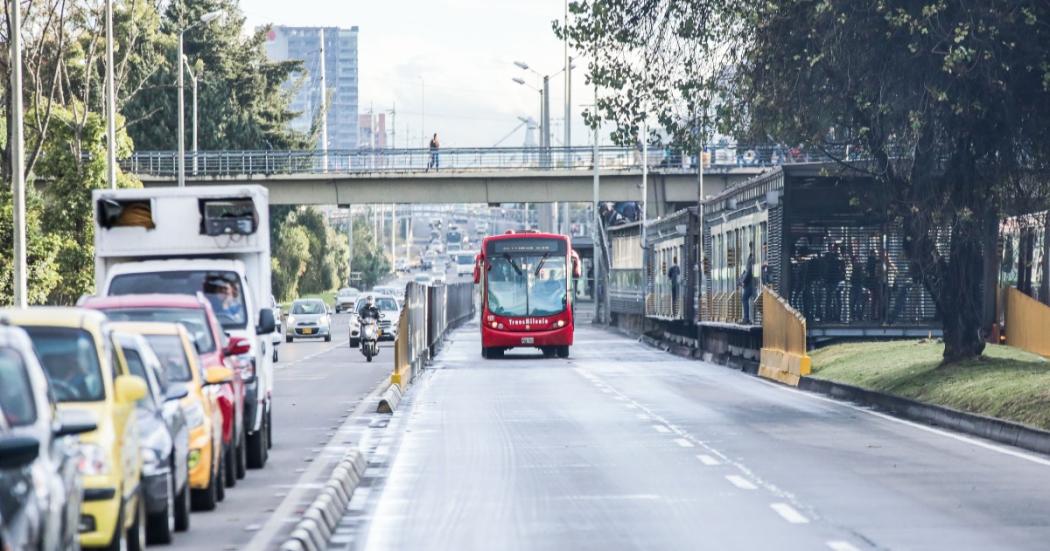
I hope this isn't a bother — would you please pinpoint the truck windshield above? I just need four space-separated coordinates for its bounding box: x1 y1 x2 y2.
485 238 567 317
109 271 248 329
22 327 105 402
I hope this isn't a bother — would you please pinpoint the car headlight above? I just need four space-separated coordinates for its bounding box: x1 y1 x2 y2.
184 402 206 428
286 315 296 327
77 443 109 476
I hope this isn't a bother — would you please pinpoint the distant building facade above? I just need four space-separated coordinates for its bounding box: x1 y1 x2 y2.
358 113 386 149
264 26 359 150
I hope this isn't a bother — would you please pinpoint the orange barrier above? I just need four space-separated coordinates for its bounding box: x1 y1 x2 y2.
1005 288 1050 358
759 287 811 386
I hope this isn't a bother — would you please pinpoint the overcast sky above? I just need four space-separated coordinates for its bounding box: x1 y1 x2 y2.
241 0 598 148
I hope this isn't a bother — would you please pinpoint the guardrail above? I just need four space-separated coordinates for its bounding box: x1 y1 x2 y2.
1005 288 1050 358
758 287 811 386
385 282 475 411
121 144 837 178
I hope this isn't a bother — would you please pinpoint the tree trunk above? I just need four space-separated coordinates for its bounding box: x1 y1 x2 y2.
936 219 987 363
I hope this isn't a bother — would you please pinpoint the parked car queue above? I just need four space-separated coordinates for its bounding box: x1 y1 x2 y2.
0 294 271 551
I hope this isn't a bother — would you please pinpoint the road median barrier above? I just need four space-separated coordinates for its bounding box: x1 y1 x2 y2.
280 449 367 551
379 281 476 413
758 288 811 386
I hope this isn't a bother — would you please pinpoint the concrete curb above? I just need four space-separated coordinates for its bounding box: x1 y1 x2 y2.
799 377 1050 456
376 383 403 413
280 449 368 551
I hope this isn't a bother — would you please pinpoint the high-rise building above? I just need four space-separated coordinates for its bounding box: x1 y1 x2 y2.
358 113 386 149
264 26 359 150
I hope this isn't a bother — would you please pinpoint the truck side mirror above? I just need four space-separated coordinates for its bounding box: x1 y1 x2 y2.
256 308 276 335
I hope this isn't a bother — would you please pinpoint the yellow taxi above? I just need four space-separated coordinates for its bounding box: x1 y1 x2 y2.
117 321 230 512
1 307 149 550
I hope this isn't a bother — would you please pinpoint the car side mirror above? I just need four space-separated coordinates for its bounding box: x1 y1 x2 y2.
257 308 276 334
204 367 234 385
0 436 40 469
53 410 97 438
225 336 251 356
164 384 190 402
114 375 148 404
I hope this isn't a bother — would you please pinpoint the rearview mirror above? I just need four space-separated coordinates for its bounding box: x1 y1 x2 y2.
164 385 190 402
256 308 276 335
225 336 251 356
204 367 234 385
53 410 97 438
114 375 148 404
0 436 40 469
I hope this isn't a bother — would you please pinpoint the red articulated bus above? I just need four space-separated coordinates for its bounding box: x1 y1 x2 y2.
473 230 581 358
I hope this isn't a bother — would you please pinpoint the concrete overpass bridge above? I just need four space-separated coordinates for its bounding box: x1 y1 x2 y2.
121 146 807 210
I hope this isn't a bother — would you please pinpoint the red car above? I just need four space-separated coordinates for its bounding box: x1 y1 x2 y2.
81 294 250 488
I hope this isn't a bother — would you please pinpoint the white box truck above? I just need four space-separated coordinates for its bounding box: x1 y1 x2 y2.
93 184 277 468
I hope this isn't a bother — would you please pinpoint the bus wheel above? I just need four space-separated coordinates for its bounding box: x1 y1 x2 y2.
484 347 503 359
557 346 570 358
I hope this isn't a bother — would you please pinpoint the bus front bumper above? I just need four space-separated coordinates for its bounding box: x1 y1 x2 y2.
482 325 573 348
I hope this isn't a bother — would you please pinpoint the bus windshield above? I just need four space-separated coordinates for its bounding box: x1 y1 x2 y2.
485 238 567 317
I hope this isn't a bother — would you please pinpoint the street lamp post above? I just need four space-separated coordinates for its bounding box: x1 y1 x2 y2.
181 56 199 175
105 0 117 189
178 11 222 188
9 0 27 307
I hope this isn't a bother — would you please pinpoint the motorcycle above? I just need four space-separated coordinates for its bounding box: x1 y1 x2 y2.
360 314 383 362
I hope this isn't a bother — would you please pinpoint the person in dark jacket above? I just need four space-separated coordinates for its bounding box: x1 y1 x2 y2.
667 256 681 316
740 242 755 324
426 133 440 172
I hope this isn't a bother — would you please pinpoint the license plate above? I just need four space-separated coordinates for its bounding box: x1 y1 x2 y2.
302 328 314 335
521 337 534 344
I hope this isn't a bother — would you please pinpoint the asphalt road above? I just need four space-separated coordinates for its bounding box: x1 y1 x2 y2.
337 323 1050 551
168 313 391 551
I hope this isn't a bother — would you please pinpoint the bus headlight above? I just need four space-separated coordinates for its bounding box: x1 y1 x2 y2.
555 320 565 328
490 321 498 328
497 323 504 330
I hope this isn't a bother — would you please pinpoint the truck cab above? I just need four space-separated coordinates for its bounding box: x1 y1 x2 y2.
92 185 276 470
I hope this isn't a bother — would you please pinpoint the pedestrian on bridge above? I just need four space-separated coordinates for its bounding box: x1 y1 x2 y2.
739 242 755 324
427 133 441 172
668 256 681 317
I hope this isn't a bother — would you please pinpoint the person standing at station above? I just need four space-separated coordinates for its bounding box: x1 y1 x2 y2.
668 256 681 316
427 133 441 172
740 242 756 324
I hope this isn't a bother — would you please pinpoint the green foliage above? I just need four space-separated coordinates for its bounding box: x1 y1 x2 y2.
271 212 311 302
269 207 363 302
0 188 63 305
122 0 311 151
350 217 390 290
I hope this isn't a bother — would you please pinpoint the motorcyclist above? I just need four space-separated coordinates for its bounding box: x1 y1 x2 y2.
358 295 381 322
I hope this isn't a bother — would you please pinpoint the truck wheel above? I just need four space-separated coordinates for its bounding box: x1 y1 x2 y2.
266 409 273 450
246 421 268 469
236 430 247 478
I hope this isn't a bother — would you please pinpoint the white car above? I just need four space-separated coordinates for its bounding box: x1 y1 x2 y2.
348 295 401 346
334 287 360 313
285 299 332 342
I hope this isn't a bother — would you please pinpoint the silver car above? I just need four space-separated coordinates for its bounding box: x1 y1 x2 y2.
0 325 96 551
334 288 359 314
285 299 332 342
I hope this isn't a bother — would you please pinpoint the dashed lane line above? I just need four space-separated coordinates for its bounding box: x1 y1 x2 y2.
725 474 758 490
770 502 809 524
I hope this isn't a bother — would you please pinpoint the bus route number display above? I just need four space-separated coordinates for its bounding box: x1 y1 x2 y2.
488 238 565 255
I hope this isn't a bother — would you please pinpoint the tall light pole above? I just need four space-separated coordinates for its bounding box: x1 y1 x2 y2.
9 0 27 307
419 77 425 148
563 0 571 162
319 28 328 172
181 56 199 175
105 0 117 189
591 96 601 323
178 10 222 188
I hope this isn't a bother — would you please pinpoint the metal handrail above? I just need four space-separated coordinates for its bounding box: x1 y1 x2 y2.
120 145 841 178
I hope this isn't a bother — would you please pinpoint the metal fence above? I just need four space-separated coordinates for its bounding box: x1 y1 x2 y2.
392 282 475 390
121 144 838 178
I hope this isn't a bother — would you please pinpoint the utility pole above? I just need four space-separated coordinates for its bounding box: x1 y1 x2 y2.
105 0 117 189
391 204 397 271
177 30 186 187
563 0 571 166
592 96 601 323
9 0 27 307
389 103 396 149
319 28 328 172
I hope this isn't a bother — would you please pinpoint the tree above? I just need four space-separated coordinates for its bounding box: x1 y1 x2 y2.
565 0 1050 363
122 0 310 151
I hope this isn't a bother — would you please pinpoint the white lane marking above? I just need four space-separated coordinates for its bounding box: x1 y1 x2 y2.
636 413 651 421
276 340 349 370
696 454 721 466
827 541 861 551
652 424 671 433
762 379 1050 467
725 474 758 490
673 438 694 448
770 502 809 524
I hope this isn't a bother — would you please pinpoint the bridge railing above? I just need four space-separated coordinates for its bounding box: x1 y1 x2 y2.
121 145 839 178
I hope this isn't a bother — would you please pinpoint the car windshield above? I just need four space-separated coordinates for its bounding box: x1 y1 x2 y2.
23 327 105 402
0 348 37 427
456 253 474 265
358 297 398 311
108 270 248 329
292 301 326 315
338 288 357 297
103 308 216 354
485 238 567 317
144 335 194 383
